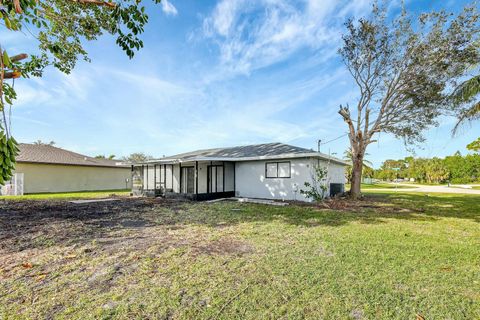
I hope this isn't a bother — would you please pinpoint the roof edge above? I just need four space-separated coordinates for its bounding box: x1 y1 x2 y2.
17 160 131 169
140 152 347 166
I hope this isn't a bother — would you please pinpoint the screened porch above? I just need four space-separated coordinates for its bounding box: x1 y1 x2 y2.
132 160 236 200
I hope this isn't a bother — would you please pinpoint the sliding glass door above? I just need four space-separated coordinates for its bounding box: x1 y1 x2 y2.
181 167 195 194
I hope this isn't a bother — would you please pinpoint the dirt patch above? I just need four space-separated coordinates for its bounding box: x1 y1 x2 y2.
290 196 424 214
0 198 180 254
0 198 191 282
192 238 254 256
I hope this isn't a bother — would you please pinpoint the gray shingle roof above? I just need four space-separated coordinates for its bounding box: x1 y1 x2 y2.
17 144 128 168
153 142 346 165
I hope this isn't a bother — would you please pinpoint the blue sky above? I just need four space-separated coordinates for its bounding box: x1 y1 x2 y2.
3 0 479 167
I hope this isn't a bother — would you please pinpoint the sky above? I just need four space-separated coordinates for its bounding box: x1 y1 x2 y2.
2 0 479 168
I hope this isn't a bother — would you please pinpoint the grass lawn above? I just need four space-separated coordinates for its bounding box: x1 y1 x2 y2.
0 193 479 319
0 189 130 200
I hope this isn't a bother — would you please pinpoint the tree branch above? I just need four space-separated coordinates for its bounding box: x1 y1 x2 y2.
72 0 116 8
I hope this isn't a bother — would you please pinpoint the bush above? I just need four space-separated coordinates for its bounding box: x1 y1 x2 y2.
300 165 328 202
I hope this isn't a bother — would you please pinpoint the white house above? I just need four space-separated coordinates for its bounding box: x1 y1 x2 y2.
133 142 347 202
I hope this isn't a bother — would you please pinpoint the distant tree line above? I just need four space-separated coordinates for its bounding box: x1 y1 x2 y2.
374 152 480 184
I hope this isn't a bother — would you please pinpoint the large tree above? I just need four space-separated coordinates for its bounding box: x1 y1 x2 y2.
0 0 161 184
338 2 480 198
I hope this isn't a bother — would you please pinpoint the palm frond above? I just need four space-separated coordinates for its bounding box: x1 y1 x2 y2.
363 159 374 167
451 75 480 105
453 101 480 135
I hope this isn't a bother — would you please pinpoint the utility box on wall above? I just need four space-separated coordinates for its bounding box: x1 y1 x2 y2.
329 183 344 197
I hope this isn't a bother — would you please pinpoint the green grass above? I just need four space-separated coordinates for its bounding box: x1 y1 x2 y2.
0 193 479 319
472 186 480 190
0 189 130 200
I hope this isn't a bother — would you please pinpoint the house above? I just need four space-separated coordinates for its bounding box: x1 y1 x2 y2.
133 142 347 202
4 144 132 194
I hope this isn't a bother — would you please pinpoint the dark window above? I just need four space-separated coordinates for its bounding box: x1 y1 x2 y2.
265 161 291 178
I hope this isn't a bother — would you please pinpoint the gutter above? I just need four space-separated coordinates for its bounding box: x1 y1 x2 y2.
16 161 131 169
138 153 348 166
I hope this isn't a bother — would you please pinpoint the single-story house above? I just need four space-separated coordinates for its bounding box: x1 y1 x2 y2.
4 144 131 194
133 142 347 202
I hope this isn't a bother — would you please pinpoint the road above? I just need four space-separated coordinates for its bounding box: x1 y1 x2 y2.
369 183 480 195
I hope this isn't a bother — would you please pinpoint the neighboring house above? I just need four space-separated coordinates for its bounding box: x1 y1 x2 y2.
7 144 131 194
134 142 347 202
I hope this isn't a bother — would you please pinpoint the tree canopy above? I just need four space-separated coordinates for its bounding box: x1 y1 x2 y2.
374 152 480 184
95 154 116 160
338 1 480 198
122 152 153 163
467 137 480 152
0 0 162 184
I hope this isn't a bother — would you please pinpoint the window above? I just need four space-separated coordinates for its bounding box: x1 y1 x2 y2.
278 162 290 178
266 163 277 178
265 161 291 178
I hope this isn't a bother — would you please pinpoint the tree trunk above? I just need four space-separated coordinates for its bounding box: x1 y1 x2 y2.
349 152 364 199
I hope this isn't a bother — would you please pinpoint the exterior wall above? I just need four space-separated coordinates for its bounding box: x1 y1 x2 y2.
224 162 235 192
235 158 346 202
15 163 131 194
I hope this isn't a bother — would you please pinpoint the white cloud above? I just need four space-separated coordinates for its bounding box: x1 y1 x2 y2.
202 0 371 77
161 0 178 16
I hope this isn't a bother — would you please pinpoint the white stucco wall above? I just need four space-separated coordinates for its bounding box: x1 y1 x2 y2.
15 163 131 194
235 157 346 202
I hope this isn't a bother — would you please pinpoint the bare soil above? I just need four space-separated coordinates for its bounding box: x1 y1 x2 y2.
0 198 253 287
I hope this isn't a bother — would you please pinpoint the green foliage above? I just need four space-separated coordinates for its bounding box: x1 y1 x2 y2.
338 1 480 198
374 159 407 181
300 165 328 201
0 131 19 185
1 0 161 73
33 140 55 145
339 3 480 144
451 75 480 133
122 152 153 163
95 154 116 159
467 137 480 152
374 152 480 184
0 0 161 184
425 158 450 184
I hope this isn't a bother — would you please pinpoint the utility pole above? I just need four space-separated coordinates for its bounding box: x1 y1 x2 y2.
317 139 321 153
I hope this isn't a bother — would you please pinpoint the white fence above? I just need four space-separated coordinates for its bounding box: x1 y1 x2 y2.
1 173 24 196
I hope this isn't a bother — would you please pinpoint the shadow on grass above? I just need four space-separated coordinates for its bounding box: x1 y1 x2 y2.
0 192 478 254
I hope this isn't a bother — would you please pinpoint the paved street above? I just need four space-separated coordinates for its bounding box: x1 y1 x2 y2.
369 184 480 195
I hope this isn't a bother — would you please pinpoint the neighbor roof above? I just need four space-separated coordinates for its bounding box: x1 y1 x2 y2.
17 144 128 168
146 142 347 165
